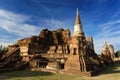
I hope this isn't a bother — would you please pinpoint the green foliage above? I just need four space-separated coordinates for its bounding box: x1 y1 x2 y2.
0 45 7 51
0 44 8 57
115 50 120 57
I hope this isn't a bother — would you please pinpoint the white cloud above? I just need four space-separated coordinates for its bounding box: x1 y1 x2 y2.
0 9 28 23
0 9 40 37
99 20 120 28
0 9 40 46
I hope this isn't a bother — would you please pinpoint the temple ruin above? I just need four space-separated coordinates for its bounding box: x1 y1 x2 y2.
0 8 117 76
101 40 115 64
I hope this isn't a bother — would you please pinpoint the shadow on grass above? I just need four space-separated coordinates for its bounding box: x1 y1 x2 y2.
0 70 53 80
96 62 120 76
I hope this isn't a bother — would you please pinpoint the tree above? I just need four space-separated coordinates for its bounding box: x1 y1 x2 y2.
0 45 8 58
115 50 120 57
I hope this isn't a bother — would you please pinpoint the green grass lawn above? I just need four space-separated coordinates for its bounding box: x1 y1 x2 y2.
0 62 120 80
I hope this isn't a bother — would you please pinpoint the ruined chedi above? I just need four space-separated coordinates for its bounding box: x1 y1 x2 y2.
102 40 115 63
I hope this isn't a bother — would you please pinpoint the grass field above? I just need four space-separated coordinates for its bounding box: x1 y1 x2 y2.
0 63 120 80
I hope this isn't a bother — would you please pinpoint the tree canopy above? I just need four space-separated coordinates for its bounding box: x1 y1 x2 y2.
115 50 120 57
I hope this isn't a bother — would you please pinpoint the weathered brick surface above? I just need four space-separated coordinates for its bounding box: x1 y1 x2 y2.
64 55 80 74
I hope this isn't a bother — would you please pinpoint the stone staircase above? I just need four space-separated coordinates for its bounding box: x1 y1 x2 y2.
1 47 20 60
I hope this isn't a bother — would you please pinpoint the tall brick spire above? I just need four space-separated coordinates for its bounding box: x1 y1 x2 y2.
73 8 84 37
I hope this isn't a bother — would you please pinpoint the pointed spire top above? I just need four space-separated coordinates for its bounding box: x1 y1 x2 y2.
104 40 107 48
76 8 79 15
75 8 81 24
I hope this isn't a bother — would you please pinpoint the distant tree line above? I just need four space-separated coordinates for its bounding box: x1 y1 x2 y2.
0 45 8 58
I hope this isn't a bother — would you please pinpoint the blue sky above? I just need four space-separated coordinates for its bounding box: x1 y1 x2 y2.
0 0 120 53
